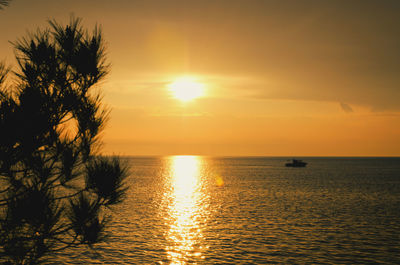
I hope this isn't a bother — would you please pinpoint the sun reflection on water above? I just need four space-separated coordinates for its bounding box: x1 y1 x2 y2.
164 156 208 264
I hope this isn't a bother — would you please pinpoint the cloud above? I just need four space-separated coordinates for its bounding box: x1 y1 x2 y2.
340 102 354 113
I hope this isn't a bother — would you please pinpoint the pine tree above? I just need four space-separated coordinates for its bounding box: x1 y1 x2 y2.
0 17 128 264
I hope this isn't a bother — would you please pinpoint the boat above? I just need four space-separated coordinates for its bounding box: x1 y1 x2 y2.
285 159 307 167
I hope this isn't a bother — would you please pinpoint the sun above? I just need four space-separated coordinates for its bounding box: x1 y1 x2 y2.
168 77 205 102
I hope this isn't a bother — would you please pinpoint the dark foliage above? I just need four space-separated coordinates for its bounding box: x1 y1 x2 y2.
0 17 128 264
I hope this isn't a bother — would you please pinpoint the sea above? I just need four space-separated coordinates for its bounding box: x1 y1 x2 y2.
57 156 400 264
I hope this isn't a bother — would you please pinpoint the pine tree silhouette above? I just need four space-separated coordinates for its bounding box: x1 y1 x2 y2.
0 17 128 264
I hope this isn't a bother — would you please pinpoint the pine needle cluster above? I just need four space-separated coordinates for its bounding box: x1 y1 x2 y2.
0 17 128 264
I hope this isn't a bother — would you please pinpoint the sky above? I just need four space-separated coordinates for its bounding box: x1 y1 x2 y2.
1 0 399 156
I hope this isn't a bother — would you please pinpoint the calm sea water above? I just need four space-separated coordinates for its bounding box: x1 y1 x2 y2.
58 157 400 264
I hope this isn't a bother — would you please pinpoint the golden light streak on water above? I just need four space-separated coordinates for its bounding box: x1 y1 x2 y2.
164 156 207 264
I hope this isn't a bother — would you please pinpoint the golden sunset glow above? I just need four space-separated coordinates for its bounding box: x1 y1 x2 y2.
164 156 207 263
1 1 400 156
168 77 205 102
215 175 224 187
2 1 400 265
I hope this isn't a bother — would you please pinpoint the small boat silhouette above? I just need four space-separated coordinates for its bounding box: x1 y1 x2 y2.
285 159 307 167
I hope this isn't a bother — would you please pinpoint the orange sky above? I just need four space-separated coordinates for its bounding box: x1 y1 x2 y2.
1 0 399 156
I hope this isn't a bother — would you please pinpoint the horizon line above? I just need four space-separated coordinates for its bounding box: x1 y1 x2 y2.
104 154 400 158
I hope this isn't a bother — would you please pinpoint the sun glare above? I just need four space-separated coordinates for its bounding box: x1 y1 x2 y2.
168 77 205 102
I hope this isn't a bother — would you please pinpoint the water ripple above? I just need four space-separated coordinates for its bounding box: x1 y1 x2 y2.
53 157 400 264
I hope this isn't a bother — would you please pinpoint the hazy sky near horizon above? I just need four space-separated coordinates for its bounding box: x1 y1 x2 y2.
1 0 400 156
